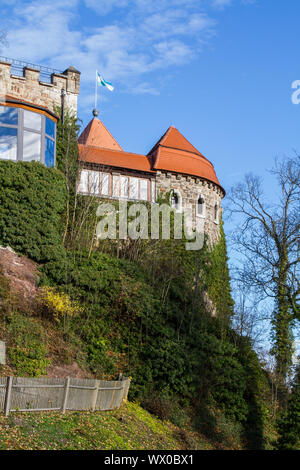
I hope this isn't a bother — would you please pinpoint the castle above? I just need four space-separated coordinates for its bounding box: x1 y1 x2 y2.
0 58 224 243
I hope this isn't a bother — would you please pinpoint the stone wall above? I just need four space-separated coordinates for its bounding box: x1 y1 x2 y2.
155 170 224 244
0 61 80 116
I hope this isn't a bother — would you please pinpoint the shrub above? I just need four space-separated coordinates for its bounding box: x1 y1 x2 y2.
142 393 173 421
9 346 50 377
6 314 51 377
38 286 82 324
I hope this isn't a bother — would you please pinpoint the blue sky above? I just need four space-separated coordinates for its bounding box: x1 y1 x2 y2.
1 0 298 233
1 0 299 195
1 0 299 350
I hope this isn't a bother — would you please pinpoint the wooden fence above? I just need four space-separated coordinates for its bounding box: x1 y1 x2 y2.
0 376 131 416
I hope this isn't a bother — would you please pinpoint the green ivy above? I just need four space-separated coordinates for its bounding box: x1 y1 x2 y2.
0 161 66 262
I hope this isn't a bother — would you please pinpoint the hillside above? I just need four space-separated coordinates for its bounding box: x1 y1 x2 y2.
0 160 278 450
0 402 218 451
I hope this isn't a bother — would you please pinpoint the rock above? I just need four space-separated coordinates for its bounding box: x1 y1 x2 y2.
0 245 39 301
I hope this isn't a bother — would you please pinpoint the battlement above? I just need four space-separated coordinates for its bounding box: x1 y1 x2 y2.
0 57 80 116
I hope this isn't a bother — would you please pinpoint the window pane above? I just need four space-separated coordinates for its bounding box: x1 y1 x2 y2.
140 179 148 201
197 196 204 216
129 177 139 199
24 110 41 132
23 131 41 162
45 137 55 167
101 173 109 195
89 171 100 195
79 170 89 193
45 117 55 138
0 106 18 125
171 192 180 210
120 176 128 198
0 127 17 160
112 175 119 197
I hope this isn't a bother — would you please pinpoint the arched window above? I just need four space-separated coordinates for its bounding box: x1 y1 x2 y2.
197 194 205 217
214 203 219 223
171 190 181 211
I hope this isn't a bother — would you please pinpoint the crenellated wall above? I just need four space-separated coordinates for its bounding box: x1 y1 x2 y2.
0 60 80 116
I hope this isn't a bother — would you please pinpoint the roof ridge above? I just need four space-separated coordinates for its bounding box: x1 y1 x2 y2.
79 143 147 158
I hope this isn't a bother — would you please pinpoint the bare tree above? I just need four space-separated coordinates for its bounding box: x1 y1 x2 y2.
227 155 300 383
231 284 271 352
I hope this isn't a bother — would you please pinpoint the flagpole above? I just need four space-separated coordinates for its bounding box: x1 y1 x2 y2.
94 69 98 111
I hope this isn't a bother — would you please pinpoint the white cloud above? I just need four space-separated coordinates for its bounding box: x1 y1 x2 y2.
1 0 253 99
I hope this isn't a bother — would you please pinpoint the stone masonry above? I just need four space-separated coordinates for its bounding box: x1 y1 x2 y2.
155 170 224 245
0 60 80 116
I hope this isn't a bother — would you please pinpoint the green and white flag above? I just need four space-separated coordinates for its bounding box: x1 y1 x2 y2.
97 72 114 91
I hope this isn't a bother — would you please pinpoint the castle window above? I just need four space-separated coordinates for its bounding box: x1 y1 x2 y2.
197 194 205 217
140 179 148 201
45 138 55 167
120 176 129 198
0 104 56 167
0 127 17 160
89 171 100 195
151 180 156 202
101 172 110 196
171 190 182 211
24 109 41 132
112 174 120 197
0 106 18 125
79 169 89 193
45 117 55 138
129 177 139 199
23 131 41 162
214 203 219 224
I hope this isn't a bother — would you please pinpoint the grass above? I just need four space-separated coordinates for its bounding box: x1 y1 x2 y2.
0 402 213 451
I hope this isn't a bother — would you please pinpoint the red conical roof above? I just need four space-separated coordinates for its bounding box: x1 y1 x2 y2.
78 118 123 151
148 126 204 157
148 126 223 190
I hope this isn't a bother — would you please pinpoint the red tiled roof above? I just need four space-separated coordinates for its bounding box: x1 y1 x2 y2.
79 144 154 173
148 126 204 157
149 126 223 189
78 118 123 151
78 119 224 192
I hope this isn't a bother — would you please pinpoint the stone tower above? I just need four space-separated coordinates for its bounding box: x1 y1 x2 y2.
0 59 80 116
77 116 225 245
0 58 80 167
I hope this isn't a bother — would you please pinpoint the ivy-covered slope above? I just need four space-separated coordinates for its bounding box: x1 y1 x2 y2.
0 161 274 449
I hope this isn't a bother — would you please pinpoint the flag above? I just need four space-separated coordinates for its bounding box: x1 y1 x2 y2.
97 72 114 92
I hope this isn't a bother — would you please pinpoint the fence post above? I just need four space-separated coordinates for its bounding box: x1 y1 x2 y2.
61 377 70 414
4 376 13 417
123 378 131 402
91 380 100 412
